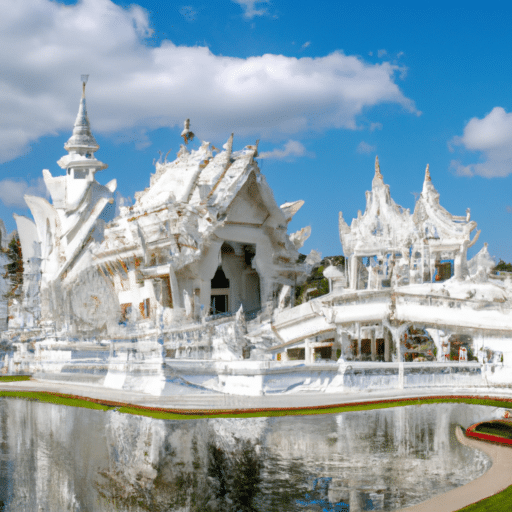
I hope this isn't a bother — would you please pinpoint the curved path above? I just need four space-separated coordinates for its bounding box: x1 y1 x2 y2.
400 426 512 512
2 379 512 510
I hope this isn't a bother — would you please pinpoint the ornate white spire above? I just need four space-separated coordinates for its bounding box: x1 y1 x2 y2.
374 155 383 180
63 75 99 156
425 163 431 182
57 76 106 173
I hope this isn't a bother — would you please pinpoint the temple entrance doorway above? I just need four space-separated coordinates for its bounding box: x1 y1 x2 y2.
212 242 261 315
210 266 229 314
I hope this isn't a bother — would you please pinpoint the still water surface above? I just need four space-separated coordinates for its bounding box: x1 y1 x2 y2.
0 398 501 511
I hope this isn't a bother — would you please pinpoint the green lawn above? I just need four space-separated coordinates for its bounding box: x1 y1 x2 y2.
457 485 512 511
0 375 31 382
473 421 512 439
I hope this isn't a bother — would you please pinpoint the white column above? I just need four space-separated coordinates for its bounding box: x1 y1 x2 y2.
384 325 390 362
396 329 401 362
305 338 313 364
356 322 361 360
398 362 404 389
168 265 182 308
337 327 350 361
454 250 462 280
350 255 358 290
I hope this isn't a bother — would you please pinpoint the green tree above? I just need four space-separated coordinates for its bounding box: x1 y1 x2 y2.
4 234 23 298
295 255 345 305
493 259 512 273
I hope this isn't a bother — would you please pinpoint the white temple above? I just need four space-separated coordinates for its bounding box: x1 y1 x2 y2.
2 79 512 395
271 157 512 378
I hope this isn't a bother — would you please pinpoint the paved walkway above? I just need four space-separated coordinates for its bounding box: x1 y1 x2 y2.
400 426 512 512
2 379 512 511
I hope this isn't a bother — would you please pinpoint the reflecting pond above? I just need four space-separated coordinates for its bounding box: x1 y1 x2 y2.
0 398 502 511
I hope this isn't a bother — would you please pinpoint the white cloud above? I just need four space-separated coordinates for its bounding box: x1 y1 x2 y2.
449 107 512 177
232 0 269 19
259 140 312 160
301 41 311 49
377 49 388 58
0 177 48 207
369 122 382 132
356 141 376 154
0 0 417 164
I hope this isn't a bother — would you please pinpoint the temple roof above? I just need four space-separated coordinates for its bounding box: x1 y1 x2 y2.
94 122 304 271
339 160 480 257
339 156 413 256
413 164 479 245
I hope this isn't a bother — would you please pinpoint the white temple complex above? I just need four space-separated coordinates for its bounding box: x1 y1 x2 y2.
2 79 512 395
271 157 512 372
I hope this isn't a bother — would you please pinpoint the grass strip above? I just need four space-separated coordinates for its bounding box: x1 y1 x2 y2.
1 391 511 420
0 375 31 382
0 391 114 412
457 484 512 511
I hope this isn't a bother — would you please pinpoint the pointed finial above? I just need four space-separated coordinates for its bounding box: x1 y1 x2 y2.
223 133 234 155
181 119 194 144
375 155 382 179
81 74 89 98
425 163 431 182
62 75 100 156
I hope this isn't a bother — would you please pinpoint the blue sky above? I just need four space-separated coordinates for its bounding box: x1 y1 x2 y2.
1 0 512 261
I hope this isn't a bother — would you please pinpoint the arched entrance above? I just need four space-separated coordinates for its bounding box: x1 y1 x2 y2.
210 266 229 314
209 242 261 316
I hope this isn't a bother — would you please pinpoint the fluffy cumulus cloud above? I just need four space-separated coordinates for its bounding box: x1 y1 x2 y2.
450 107 512 177
0 0 417 164
259 140 312 160
0 177 48 207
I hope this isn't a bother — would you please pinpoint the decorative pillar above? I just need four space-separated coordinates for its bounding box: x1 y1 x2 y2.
371 328 376 362
398 361 404 389
356 322 361 360
384 326 390 362
337 327 350 361
350 255 358 290
305 338 313 364
454 250 462 280
396 329 401 363
168 265 182 308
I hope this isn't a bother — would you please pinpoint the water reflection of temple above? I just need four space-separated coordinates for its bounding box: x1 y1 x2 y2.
0 399 501 511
